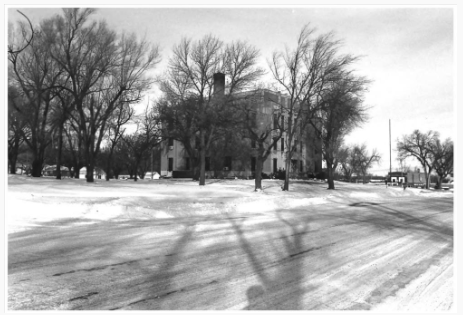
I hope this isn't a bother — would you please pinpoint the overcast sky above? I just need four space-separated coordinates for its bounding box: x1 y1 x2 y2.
7 6 455 175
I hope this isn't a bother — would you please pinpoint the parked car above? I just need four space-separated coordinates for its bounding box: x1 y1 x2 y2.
145 172 160 179
441 180 454 190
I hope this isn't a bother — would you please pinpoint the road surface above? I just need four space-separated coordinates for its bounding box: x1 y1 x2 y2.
8 195 453 310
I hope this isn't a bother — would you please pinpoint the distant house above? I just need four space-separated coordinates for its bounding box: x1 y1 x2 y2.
388 170 425 187
79 167 106 179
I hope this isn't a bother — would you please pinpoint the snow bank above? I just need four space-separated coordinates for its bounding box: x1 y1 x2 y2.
349 192 381 199
7 175 453 234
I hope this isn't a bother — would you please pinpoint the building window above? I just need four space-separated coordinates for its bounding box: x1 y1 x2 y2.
186 157 190 170
273 158 278 174
168 158 173 172
273 114 278 129
300 160 303 172
273 139 277 150
224 156 232 170
251 157 256 172
168 137 174 146
195 136 200 149
281 138 284 151
294 139 297 152
300 141 303 153
281 115 284 130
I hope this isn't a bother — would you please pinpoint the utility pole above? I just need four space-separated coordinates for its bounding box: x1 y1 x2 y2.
389 119 392 176
148 94 153 180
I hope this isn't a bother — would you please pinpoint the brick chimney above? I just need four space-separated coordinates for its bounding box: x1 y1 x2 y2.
213 72 225 96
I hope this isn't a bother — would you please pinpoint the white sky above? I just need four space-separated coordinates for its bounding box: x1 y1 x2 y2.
6 5 455 175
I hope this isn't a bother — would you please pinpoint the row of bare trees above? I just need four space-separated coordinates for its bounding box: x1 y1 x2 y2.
9 10 372 190
158 25 371 190
337 143 381 183
8 9 160 182
397 130 453 189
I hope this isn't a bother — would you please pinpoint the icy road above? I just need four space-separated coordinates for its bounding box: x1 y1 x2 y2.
7 176 453 310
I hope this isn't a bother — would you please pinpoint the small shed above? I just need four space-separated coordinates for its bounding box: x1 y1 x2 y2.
388 172 406 185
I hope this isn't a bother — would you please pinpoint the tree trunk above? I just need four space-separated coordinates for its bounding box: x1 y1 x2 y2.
74 165 81 178
283 157 290 191
86 138 95 182
436 176 442 190
9 156 17 174
199 130 206 186
86 148 95 182
134 163 139 181
192 165 200 181
86 164 94 182
254 153 264 191
105 152 113 181
426 171 431 189
113 166 121 179
105 164 111 181
31 157 43 177
8 138 20 174
423 167 429 189
327 164 335 189
56 125 64 180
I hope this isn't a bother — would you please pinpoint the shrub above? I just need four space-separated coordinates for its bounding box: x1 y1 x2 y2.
261 172 270 179
316 171 326 180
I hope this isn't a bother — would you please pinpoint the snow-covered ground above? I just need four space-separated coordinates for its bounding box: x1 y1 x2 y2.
7 174 454 311
6 174 452 234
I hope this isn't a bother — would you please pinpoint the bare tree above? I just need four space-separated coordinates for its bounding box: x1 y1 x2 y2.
8 20 62 177
231 91 284 190
48 86 75 179
160 36 264 185
44 8 160 182
396 157 411 173
336 145 354 181
351 144 381 184
62 119 85 178
7 10 34 55
157 96 201 180
122 104 162 182
109 138 130 179
269 24 366 191
103 98 134 180
431 138 453 189
8 14 33 174
396 130 439 189
309 74 369 189
8 85 29 174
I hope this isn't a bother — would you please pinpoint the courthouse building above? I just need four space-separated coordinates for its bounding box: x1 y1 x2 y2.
159 73 322 178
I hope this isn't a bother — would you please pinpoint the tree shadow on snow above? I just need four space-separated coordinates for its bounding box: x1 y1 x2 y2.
227 212 318 310
326 199 454 243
